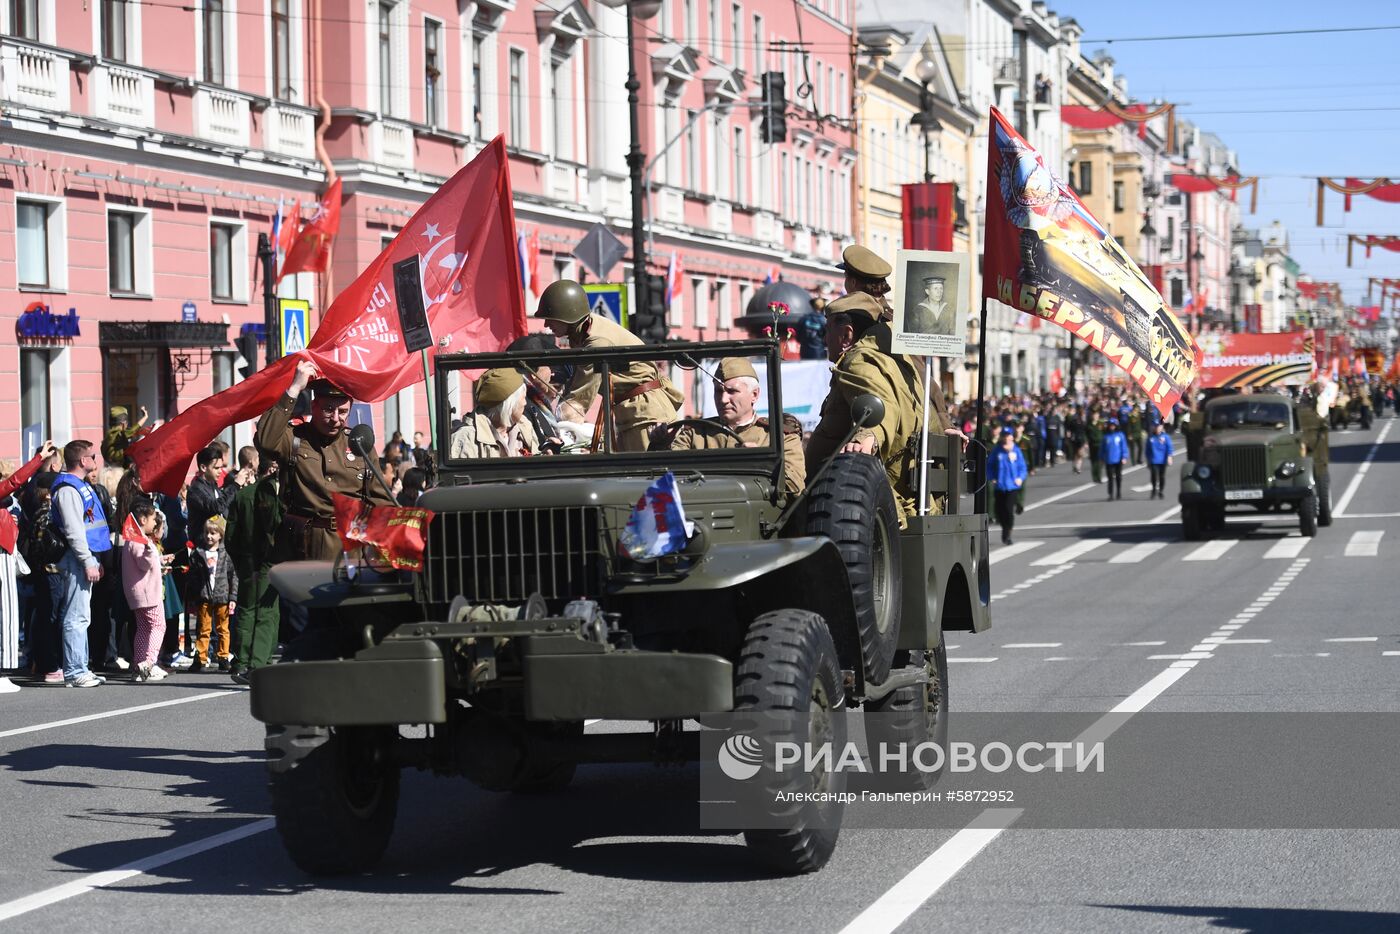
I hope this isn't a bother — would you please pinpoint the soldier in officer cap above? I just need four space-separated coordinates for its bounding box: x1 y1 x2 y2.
534 279 682 452
254 360 393 562
668 357 806 494
837 244 895 319
102 404 149 467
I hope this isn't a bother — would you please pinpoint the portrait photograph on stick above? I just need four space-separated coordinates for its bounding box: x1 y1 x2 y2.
890 249 969 358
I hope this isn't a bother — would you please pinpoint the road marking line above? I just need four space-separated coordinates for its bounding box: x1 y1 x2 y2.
1334 420 1393 517
1042 657 1075 662
1150 504 1181 523
1131 483 1154 493
1119 641 1166 646
1217 639 1271 644
1170 660 1199 669
1345 530 1384 557
1383 651 1400 656
1002 642 1062 648
0 818 274 922
1148 652 1213 661
1184 540 1238 562
1109 666 1194 714
0 690 238 740
947 657 998 663
989 540 1044 565
836 810 1023 934
1264 537 1311 559
1315 653 1331 657
1031 538 1109 566
1324 637 1379 643
1108 541 1167 564
1023 465 1143 513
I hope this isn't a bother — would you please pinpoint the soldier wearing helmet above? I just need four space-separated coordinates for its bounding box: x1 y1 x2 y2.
533 279 682 452
102 404 149 467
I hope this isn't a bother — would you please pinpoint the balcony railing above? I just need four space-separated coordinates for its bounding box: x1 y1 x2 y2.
93 62 154 127
265 102 317 160
792 226 812 256
0 39 71 111
993 57 1020 87
194 87 249 148
659 187 684 224
371 118 414 170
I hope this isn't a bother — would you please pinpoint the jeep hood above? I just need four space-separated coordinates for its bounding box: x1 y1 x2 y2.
419 475 769 512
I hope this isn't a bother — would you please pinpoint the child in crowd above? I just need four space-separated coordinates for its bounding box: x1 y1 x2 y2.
122 499 173 682
188 516 237 672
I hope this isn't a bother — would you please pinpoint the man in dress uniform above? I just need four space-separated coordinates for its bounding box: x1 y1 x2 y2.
668 357 806 494
533 279 682 452
254 360 393 562
907 276 953 335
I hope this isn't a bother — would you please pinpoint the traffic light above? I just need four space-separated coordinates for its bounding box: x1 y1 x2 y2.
235 330 260 380
759 72 787 144
630 273 669 344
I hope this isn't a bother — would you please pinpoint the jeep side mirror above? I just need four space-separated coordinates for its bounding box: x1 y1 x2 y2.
850 394 885 430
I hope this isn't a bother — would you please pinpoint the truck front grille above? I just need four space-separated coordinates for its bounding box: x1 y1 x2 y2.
1220 446 1268 489
422 507 615 605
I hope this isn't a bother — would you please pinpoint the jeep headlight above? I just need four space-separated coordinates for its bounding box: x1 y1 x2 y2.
1195 465 1212 480
1277 461 1299 479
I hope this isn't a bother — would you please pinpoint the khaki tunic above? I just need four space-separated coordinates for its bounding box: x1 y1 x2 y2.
564 314 682 452
449 412 540 459
255 396 393 561
1295 405 1329 474
805 323 928 521
671 416 807 494
102 425 140 467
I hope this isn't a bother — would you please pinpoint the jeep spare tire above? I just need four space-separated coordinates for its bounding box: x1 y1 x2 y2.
804 452 903 684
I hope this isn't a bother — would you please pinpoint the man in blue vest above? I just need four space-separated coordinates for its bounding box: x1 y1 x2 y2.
51 440 112 688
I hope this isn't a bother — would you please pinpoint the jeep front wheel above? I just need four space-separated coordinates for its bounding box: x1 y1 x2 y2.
1182 504 1202 541
1299 492 1318 538
804 452 903 684
1317 473 1332 527
268 725 399 875
735 609 847 875
864 645 949 792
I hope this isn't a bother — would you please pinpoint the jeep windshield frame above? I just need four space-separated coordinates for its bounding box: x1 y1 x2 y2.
1205 399 1293 431
433 338 788 489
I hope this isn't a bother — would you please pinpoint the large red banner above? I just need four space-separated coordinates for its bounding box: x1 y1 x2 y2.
901 182 956 251
131 137 527 495
1197 332 1315 388
981 108 1199 417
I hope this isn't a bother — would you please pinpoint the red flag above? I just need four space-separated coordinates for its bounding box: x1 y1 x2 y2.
279 178 342 282
332 493 435 571
276 199 300 277
122 512 150 545
130 137 527 495
527 228 543 299
982 108 1198 418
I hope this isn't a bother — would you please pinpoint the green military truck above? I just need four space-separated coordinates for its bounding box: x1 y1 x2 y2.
249 340 991 876
1178 391 1330 540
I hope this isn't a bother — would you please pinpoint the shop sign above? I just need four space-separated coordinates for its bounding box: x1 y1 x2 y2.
17 302 81 342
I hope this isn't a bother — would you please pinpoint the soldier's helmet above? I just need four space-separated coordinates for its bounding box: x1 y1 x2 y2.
533 279 590 325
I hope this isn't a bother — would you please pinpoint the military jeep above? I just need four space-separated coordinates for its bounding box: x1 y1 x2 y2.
1178 392 1326 540
249 340 991 876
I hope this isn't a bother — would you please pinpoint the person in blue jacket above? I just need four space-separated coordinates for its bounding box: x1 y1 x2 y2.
1101 418 1129 500
1145 420 1174 499
991 428 1028 545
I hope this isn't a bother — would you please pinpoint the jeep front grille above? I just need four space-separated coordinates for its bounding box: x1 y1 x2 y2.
422 507 615 605
1220 446 1268 489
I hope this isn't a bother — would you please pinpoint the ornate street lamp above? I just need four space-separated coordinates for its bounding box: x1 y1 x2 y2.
911 57 941 183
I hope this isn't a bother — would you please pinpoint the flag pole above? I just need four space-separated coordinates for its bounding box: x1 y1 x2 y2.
973 295 989 515
918 354 932 517
421 350 437 455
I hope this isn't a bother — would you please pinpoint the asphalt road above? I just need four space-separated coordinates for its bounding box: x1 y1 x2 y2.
3 415 1399 933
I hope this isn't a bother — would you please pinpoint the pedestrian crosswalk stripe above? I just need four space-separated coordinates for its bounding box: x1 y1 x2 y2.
1344 530 1384 557
1031 538 1110 566
1109 541 1167 564
1264 536 1310 559
989 540 1044 565
1183 540 1238 562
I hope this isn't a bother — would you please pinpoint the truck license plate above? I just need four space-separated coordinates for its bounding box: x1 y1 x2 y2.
1225 489 1263 501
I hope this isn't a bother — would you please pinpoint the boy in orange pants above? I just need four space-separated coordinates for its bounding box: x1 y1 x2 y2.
187 516 237 672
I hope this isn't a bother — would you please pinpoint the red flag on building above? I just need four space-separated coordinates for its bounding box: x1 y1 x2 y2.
130 137 527 495
278 178 342 283
981 107 1199 417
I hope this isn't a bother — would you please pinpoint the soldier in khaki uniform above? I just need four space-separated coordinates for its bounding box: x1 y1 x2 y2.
668 357 806 494
838 244 895 318
102 405 149 467
448 368 540 459
255 360 393 561
534 279 682 452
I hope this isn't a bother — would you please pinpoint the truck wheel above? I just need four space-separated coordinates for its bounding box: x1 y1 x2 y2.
1299 493 1318 538
1182 505 1202 541
804 452 903 684
863 645 949 792
268 725 399 875
1317 473 1332 527
510 721 583 794
735 609 847 875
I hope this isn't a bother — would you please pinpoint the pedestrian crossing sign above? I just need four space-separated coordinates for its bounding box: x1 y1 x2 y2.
582 283 628 326
279 299 311 355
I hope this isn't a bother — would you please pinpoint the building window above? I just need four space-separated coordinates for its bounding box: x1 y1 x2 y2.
378 2 394 114
1114 180 1125 212
471 33 483 138
550 55 571 161
1077 160 1093 196
733 125 746 204
683 0 696 44
717 281 732 330
685 110 700 191
687 277 705 329
424 18 442 126
102 0 128 61
9 0 39 39
708 1 720 58
107 209 149 296
509 48 525 147
731 4 741 66
20 348 55 449
210 222 236 300
16 199 55 288
203 0 225 85
752 14 763 76
271 0 291 99
1170 278 1184 308
737 282 753 329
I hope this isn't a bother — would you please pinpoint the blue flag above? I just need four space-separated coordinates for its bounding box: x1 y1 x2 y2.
618 471 694 560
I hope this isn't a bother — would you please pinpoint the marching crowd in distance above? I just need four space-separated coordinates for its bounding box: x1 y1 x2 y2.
0 409 438 693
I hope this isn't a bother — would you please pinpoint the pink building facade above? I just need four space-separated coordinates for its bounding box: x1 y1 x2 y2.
0 0 856 465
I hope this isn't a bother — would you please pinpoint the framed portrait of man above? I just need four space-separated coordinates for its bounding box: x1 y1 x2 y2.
890 250 969 358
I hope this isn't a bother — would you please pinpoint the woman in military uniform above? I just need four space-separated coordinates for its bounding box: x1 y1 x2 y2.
448 368 540 459
533 279 682 452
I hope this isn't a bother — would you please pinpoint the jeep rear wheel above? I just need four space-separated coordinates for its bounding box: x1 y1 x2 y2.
735 609 847 875
1299 492 1318 538
268 725 399 875
1317 473 1332 527
804 452 902 684
864 645 949 792
1182 504 1202 541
